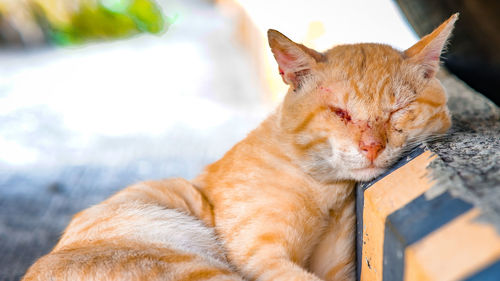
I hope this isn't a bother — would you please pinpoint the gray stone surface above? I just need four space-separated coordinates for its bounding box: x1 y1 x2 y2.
426 72 500 230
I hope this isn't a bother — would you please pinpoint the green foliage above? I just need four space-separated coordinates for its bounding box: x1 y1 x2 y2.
128 0 164 33
46 0 166 45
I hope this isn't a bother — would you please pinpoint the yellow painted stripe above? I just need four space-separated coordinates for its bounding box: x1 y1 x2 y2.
404 208 500 281
361 151 436 281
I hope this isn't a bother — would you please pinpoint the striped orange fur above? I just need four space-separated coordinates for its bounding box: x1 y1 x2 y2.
23 14 457 281
23 179 243 281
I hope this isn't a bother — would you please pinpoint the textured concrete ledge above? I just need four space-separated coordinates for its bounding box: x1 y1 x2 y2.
427 72 500 230
356 72 500 281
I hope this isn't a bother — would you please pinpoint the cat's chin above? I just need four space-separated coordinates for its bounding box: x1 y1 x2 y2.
349 167 386 182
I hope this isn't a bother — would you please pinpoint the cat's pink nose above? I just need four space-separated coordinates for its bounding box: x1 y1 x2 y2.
360 141 385 162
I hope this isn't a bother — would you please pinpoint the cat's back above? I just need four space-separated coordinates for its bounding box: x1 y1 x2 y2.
22 178 243 281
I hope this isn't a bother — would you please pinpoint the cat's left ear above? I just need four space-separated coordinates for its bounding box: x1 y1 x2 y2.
404 13 458 79
268 29 324 89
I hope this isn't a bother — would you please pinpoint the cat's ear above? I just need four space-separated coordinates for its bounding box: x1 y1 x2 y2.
268 29 324 88
404 13 458 79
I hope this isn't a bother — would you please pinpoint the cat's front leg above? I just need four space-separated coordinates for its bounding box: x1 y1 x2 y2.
308 194 356 281
219 211 324 281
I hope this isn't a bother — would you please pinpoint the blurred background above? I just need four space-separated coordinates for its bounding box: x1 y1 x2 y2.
0 0 498 280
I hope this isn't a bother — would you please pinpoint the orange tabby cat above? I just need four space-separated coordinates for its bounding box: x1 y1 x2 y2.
23 14 457 281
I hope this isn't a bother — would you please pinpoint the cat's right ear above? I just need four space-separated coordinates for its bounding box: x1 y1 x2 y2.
268 29 324 89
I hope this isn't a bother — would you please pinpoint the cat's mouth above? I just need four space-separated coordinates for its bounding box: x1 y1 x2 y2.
353 162 380 170
351 166 386 181
353 166 380 171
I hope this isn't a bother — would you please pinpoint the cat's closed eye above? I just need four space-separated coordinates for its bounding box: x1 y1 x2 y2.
390 106 405 115
389 105 410 121
329 106 351 123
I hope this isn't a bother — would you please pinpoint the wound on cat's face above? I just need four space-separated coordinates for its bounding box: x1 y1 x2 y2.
268 14 456 182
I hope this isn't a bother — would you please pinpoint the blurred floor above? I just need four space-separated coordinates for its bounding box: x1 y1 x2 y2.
0 0 269 279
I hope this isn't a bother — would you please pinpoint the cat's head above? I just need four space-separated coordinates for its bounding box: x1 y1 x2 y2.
269 14 457 182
